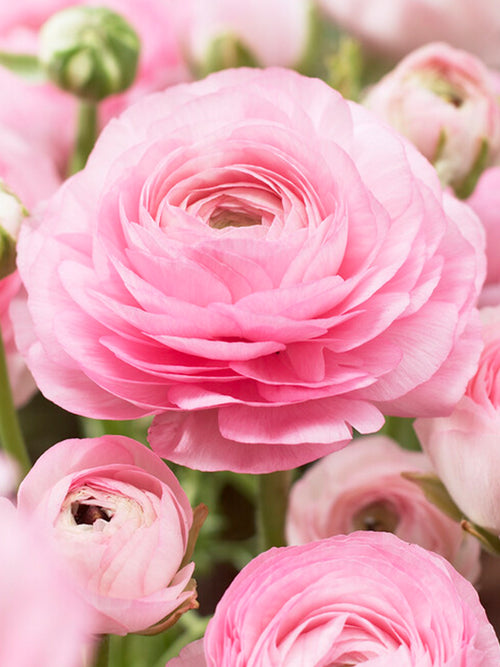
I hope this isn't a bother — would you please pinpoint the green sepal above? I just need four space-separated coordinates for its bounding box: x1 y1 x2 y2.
461 520 500 556
454 137 489 199
0 51 47 83
401 471 464 522
0 226 16 280
198 34 260 76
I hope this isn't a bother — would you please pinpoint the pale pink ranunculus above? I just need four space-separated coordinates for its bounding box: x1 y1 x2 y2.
0 498 95 666
182 0 311 69
17 435 198 635
0 123 60 406
15 67 485 473
0 0 190 171
416 306 500 533
363 42 500 191
318 0 500 68
466 167 500 307
167 532 500 666
286 434 481 582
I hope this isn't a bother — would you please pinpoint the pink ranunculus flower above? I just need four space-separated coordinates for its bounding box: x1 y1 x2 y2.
466 167 500 307
363 43 500 192
0 123 60 406
17 435 199 635
167 532 500 666
416 306 500 533
286 434 481 582
0 498 95 666
318 0 500 68
0 0 190 171
182 0 311 69
14 68 485 473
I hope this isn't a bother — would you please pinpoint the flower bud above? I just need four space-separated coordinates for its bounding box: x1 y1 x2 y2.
38 6 140 102
0 181 27 279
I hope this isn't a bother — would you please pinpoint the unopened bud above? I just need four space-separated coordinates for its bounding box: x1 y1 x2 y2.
39 6 140 102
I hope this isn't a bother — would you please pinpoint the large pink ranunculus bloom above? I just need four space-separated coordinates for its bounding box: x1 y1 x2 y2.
17 435 198 635
0 123 60 406
15 68 485 473
286 434 481 582
0 0 190 171
363 42 500 192
466 167 500 307
416 306 500 533
0 498 94 666
318 0 500 68
182 0 311 69
166 532 500 666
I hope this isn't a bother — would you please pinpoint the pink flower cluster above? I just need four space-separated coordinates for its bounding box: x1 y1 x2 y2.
15 67 485 473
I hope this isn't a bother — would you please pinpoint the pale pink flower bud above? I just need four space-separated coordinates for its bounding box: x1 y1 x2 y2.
17 435 201 635
364 42 500 194
416 306 500 533
286 435 481 582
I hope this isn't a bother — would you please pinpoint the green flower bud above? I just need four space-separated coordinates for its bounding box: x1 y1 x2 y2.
39 6 140 102
0 181 27 280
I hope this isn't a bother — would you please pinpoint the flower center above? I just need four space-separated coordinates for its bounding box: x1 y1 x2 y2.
71 500 113 526
208 208 262 229
351 500 399 533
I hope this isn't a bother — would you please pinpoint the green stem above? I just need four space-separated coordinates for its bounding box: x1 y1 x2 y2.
92 635 110 667
68 100 98 176
257 470 292 551
0 323 30 474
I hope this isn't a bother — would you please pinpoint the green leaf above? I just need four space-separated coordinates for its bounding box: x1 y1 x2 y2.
0 52 47 83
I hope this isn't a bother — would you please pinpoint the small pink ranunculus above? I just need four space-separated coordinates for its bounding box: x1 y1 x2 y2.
17 435 198 635
364 42 500 192
167 532 500 666
182 0 311 68
0 498 95 666
318 0 500 68
15 68 485 473
466 167 500 307
416 306 500 533
286 434 481 582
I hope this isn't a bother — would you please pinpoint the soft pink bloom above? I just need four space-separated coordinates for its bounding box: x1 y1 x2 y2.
0 0 190 170
318 0 500 68
0 123 60 406
0 498 94 666
286 434 481 582
17 435 197 635
416 306 500 533
167 532 500 666
364 43 500 191
15 68 485 473
466 167 500 307
182 0 311 68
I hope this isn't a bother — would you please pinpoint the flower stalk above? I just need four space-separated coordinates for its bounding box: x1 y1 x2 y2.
0 323 30 474
257 470 292 550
